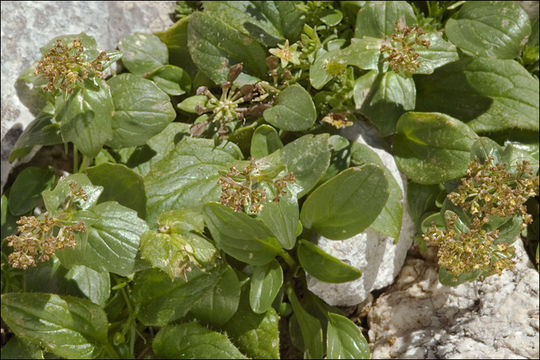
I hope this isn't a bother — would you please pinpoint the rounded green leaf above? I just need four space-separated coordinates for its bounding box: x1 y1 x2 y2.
249 259 283 314
8 166 55 216
153 321 247 359
118 32 168 75
1 293 108 359
300 165 389 240
57 80 114 158
107 73 176 148
263 84 316 132
149 64 191 96
258 187 299 250
354 1 416 39
41 173 103 216
9 113 63 162
335 37 383 71
191 265 241 327
327 312 370 359
280 134 331 198
85 162 147 219
393 112 479 184
297 239 362 283
310 49 339 89
202 202 282 265
132 268 222 326
250 125 283 158
445 1 531 59
65 265 110 306
415 57 539 134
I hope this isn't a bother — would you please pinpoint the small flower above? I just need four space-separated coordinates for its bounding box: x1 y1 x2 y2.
269 40 301 68
379 16 430 74
322 58 347 77
35 39 109 94
322 112 353 129
218 158 295 213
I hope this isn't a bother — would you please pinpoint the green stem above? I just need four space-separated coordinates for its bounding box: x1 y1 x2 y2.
73 145 79 173
105 343 120 359
280 250 297 268
78 155 92 173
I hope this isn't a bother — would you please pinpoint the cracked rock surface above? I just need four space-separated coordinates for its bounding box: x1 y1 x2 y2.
1 1 176 190
368 239 539 359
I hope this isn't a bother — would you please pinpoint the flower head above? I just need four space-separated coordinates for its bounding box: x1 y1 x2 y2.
269 40 301 68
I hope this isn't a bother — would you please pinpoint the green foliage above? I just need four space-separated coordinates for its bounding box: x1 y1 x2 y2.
3 1 538 359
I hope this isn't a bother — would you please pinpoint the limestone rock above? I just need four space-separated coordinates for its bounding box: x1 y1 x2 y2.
306 121 416 306
1 1 176 190
368 239 539 359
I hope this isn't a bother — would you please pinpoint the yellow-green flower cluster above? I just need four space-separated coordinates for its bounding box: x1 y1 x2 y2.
380 16 430 73
217 158 295 213
35 39 109 93
424 157 539 279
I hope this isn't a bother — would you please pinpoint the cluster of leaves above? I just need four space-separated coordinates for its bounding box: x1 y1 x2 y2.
1 1 539 359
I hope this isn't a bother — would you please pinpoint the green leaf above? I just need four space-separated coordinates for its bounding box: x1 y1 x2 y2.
1 293 108 359
445 1 531 59
250 125 283 158
249 259 283 314
23 257 83 297
281 134 331 198
177 94 208 113
470 137 504 163
1 337 44 359
85 162 146 219
107 73 176 148
202 202 282 265
187 11 267 84
263 84 317 132
393 112 479 184
153 321 246 359
414 32 459 74
149 64 191 96
65 265 110 306
223 287 280 359
326 312 370 359
191 264 241 326
353 70 379 109
144 137 242 225
335 37 383 71
354 1 416 39
286 286 324 359
258 187 299 250
359 71 416 136
7 166 55 216
40 32 97 54
407 181 441 228
158 208 206 234
439 266 483 287
310 49 339 89
118 32 168 75
132 267 222 326
297 239 362 283
350 142 403 239
155 16 198 76
56 201 148 276
9 113 63 162
300 165 389 240
41 173 103 216
415 57 539 134
56 80 114 158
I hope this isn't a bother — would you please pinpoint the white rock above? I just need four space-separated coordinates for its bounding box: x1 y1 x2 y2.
306 121 416 306
368 238 539 359
1 1 176 190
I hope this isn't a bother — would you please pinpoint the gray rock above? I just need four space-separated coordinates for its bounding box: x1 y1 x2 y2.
368 239 539 359
306 121 416 306
1 1 176 190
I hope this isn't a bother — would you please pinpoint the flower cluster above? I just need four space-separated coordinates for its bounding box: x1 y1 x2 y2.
6 180 89 269
217 158 296 213
447 158 539 230
321 112 353 129
380 16 430 73
35 39 109 93
192 64 277 137
424 157 539 279
6 214 86 269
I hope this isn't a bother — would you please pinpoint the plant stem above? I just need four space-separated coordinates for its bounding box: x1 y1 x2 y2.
105 343 120 359
73 145 79 173
280 250 297 268
78 155 91 172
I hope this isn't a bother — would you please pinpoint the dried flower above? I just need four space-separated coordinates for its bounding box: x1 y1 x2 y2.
35 39 109 93
379 16 430 73
424 157 539 279
322 112 353 129
7 213 85 269
269 40 301 68
218 158 295 213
